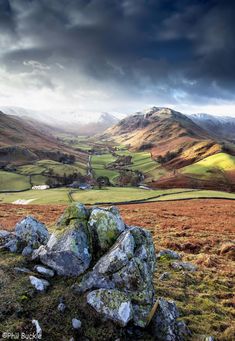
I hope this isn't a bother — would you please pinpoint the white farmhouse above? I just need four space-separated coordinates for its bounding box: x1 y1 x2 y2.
32 185 50 190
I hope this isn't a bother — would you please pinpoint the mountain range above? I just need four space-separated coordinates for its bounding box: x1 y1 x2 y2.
0 106 121 136
189 113 235 141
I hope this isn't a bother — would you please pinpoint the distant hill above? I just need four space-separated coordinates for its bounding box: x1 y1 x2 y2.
0 112 85 166
104 107 223 168
189 113 235 142
104 107 235 191
0 106 121 135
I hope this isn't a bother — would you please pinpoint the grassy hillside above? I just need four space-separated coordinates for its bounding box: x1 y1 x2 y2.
181 152 235 179
0 171 30 191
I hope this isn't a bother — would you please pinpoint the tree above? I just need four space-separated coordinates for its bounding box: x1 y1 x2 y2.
96 176 110 189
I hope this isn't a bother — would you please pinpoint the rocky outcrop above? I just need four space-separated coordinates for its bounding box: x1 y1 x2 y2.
32 204 126 276
75 226 156 327
0 216 49 255
1 202 190 339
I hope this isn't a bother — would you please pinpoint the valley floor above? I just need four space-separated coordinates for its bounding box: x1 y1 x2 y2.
0 200 234 339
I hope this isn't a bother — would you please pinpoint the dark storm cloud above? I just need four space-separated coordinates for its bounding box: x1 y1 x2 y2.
0 0 235 106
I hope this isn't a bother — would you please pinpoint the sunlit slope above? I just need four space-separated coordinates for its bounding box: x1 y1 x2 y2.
181 152 235 179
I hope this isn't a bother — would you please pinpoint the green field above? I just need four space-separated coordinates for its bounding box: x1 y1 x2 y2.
18 160 87 177
0 188 70 204
91 154 120 182
0 186 234 205
146 190 235 201
71 187 194 204
0 171 30 191
181 152 235 179
92 150 166 183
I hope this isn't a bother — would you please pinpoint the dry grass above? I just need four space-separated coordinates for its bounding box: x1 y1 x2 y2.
0 200 234 340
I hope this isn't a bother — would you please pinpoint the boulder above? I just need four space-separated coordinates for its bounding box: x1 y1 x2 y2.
151 298 190 341
171 261 197 272
76 226 156 327
87 289 133 327
32 203 92 276
29 275 50 292
88 206 125 256
15 216 49 249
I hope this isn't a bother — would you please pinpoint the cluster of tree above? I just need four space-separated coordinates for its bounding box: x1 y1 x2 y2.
157 150 181 164
45 170 87 187
59 154 75 164
107 155 132 169
118 170 142 187
96 176 111 189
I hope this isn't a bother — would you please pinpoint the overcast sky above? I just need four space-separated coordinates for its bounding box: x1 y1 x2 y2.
0 0 235 116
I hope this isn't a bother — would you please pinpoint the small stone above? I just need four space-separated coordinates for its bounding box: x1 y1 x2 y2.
157 249 181 260
159 272 170 281
34 265 54 278
72 318 82 329
32 320 42 339
29 275 50 291
57 303 66 313
14 267 31 274
171 261 197 272
205 337 215 341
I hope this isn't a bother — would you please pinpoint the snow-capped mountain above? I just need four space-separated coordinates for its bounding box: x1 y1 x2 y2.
0 106 122 135
189 113 235 141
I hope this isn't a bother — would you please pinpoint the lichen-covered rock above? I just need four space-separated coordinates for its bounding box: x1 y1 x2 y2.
15 216 49 249
32 203 92 276
88 206 125 256
76 226 156 327
87 289 133 327
150 298 190 341
172 261 197 272
57 202 89 227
